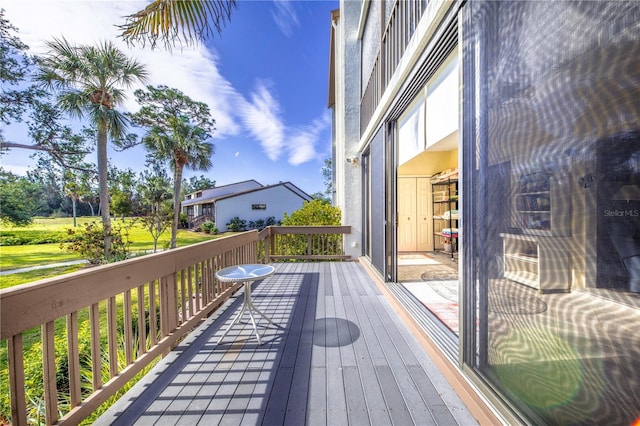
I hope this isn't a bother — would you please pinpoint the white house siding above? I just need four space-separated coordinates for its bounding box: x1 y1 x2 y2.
215 185 308 232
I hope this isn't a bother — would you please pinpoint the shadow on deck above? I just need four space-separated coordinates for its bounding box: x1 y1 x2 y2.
96 262 477 425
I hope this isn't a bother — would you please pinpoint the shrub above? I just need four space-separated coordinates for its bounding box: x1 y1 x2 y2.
278 201 343 259
282 199 341 226
179 213 188 229
201 221 218 234
265 217 278 227
62 222 132 264
0 230 73 246
226 216 247 232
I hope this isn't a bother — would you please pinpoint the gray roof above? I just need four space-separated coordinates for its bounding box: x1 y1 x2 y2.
182 180 262 206
182 181 312 206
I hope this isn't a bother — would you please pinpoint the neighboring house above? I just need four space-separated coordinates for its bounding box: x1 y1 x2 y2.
329 1 639 425
182 180 312 232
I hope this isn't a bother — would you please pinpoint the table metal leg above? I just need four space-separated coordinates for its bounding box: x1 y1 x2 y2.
217 280 275 345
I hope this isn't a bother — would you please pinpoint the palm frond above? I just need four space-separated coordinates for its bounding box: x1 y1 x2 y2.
118 0 237 49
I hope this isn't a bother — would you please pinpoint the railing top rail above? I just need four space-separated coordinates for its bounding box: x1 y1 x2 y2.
259 225 352 237
0 230 258 340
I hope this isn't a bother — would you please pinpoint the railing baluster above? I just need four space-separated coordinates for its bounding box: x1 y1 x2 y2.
213 256 219 297
149 281 158 346
361 0 427 136
208 259 213 301
124 290 133 365
42 321 58 425
188 266 194 318
137 285 147 355
180 269 186 324
107 296 118 378
195 265 202 311
90 302 101 390
205 261 209 302
67 311 81 408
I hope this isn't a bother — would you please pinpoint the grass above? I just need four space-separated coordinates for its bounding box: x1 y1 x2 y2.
0 216 225 288
0 243 82 270
0 265 85 290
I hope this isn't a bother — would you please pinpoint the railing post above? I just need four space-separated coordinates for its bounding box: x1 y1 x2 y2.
8 334 26 426
42 321 58 425
265 230 272 263
159 273 179 352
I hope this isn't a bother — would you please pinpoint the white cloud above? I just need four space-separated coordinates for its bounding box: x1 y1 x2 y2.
271 1 300 37
286 110 331 165
239 80 285 161
239 82 331 165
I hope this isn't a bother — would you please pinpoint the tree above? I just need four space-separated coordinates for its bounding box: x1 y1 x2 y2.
119 0 237 49
26 157 66 217
130 85 215 249
64 170 84 227
183 174 215 195
36 38 148 257
109 166 137 219
138 168 173 252
1 13 92 167
0 10 37 132
0 169 41 226
322 158 333 198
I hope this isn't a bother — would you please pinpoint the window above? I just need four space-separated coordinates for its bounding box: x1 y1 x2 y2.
252 204 266 210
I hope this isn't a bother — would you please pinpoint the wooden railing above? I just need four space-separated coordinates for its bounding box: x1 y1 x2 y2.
0 226 352 425
360 0 428 135
258 225 352 263
0 231 258 426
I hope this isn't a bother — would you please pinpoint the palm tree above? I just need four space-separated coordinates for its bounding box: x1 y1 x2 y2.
119 0 237 49
144 116 214 248
37 38 148 257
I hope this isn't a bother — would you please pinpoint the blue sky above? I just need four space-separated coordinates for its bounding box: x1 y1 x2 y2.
1 0 338 195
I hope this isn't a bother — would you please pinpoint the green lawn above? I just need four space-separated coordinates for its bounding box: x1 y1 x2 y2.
0 216 225 288
0 243 82 270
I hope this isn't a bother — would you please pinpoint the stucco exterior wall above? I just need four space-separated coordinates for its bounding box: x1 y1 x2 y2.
337 0 364 258
215 186 307 232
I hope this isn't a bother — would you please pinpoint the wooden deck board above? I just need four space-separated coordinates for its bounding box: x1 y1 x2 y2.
96 262 477 426
342 295 392 425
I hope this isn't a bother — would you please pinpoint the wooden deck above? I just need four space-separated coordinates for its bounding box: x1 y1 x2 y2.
96 262 477 426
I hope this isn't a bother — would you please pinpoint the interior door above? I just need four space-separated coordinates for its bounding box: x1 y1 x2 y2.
398 177 417 251
416 177 432 251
